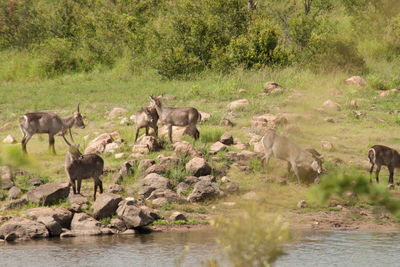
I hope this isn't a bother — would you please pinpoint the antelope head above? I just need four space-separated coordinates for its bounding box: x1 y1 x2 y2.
74 103 85 129
62 133 83 160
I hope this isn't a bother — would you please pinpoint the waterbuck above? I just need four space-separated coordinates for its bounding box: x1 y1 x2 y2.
149 95 201 143
134 107 159 142
19 104 85 154
62 134 104 200
368 145 400 185
261 130 322 183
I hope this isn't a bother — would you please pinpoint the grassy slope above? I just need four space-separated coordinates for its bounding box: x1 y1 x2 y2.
1 66 400 227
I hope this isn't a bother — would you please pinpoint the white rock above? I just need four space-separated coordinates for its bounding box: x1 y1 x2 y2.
3 135 16 144
227 99 249 110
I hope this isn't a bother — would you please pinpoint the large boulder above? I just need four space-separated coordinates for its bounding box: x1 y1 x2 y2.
36 216 62 236
104 142 120 154
0 166 14 190
70 213 103 236
92 193 122 220
173 141 202 158
116 200 155 228
137 173 172 198
143 164 166 176
344 76 368 87
25 207 73 228
27 182 70 205
0 217 49 241
85 133 114 154
185 157 211 177
138 159 156 171
227 99 249 110
187 180 224 202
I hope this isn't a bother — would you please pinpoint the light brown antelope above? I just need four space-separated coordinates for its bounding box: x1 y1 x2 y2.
149 95 201 143
134 107 159 142
368 145 400 185
261 130 322 183
62 134 104 200
19 104 85 154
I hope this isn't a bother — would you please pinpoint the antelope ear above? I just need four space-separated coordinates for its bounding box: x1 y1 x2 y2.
157 94 164 99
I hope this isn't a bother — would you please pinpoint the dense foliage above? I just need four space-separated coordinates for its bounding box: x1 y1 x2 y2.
0 0 399 80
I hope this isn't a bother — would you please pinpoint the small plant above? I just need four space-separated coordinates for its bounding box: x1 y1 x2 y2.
212 203 290 266
100 217 111 226
200 127 225 143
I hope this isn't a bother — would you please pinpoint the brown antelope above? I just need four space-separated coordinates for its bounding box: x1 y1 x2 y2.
368 145 400 185
19 104 85 154
134 107 159 142
261 130 322 183
62 134 104 200
149 95 201 143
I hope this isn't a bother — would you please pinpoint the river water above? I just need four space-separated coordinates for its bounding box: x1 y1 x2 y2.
1 230 400 266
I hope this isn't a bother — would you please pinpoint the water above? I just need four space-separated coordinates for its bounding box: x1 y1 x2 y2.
1 230 400 267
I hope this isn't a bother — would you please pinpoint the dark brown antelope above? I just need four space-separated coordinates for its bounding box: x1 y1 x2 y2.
134 107 159 142
149 95 201 143
368 145 400 185
19 104 85 154
261 130 322 183
62 134 104 200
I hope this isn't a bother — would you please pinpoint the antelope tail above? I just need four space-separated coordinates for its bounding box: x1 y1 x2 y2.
368 148 376 164
18 115 28 136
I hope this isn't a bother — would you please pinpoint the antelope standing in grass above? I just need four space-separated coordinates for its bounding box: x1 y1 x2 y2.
149 95 201 143
368 145 400 185
19 104 85 154
134 107 159 142
261 130 323 183
62 134 104 200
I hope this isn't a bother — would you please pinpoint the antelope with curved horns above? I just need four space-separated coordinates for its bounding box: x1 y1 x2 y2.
19 104 85 154
62 133 104 200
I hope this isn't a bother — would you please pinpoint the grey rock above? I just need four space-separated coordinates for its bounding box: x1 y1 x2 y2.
176 182 190 196
107 184 124 193
2 198 28 210
117 202 155 228
69 194 89 206
209 142 227 154
170 211 187 222
93 193 123 220
220 133 234 145
138 159 156 172
0 166 14 190
27 182 70 205
0 217 49 241
187 180 224 202
185 157 211 177
27 178 44 186
7 186 22 199
224 182 240 193
110 218 127 232
70 213 103 236
25 207 73 228
37 216 62 236
172 141 202 158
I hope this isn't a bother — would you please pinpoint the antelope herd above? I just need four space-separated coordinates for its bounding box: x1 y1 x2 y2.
14 95 400 199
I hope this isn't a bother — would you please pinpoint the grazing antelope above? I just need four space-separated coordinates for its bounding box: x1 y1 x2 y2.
149 95 201 143
368 145 400 185
62 134 104 200
261 130 322 183
134 107 159 142
19 104 85 154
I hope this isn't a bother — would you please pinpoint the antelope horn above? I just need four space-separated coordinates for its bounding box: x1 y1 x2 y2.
69 128 76 144
77 103 80 113
62 133 71 147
